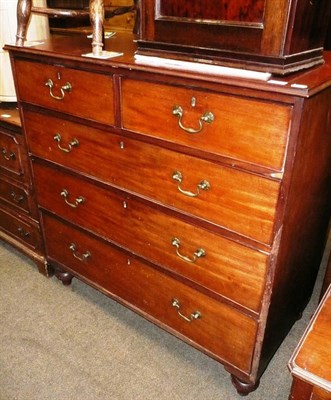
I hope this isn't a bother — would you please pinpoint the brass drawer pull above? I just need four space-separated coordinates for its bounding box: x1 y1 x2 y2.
45 78 72 101
171 298 201 322
54 133 79 153
69 243 91 261
172 171 210 197
173 105 214 134
60 189 85 208
1 148 15 161
171 237 206 263
17 227 30 237
10 191 24 203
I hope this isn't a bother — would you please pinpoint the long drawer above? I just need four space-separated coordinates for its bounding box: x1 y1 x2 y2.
121 78 291 170
33 162 268 312
24 110 280 244
43 213 258 373
14 59 114 125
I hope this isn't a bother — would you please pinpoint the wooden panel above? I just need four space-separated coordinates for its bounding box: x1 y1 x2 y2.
290 287 331 389
289 286 331 398
14 59 114 125
43 212 258 372
159 0 265 22
121 78 291 170
33 162 268 312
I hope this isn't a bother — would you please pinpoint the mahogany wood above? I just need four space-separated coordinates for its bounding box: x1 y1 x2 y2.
288 285 331 400
0 105 48 275
137 0 331 74
5 34 331 395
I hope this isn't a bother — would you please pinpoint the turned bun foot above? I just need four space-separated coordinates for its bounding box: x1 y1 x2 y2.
54 269 74 286
231 375 260 396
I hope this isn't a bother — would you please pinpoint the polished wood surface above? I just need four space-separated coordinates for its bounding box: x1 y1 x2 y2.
6 34 331 395
159 0 265 22
288 285 331 400
138 0 331 74
0 105 21 128
14 59 115 124
6 33 331 96
121 78 291 170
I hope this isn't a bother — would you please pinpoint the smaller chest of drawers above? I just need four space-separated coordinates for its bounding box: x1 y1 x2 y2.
0 105 47 275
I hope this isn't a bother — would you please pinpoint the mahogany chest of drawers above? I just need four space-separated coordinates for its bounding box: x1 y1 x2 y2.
0 105 47 274
6 34 331 395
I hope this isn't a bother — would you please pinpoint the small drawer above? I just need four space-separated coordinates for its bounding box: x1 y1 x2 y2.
33 162 268 312
0 206 41 250
0 129 25 179
0 178 30 213
121 78 291 170
24 110 280 244
43 213 258 373
14 59 114 125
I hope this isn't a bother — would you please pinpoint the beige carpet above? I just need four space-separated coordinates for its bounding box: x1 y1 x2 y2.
0 239 329 400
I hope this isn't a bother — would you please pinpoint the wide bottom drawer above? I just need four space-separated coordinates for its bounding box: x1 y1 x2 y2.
43 213 258 374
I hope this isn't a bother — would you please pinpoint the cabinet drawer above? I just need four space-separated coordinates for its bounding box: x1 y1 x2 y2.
43 213 258 373
122 79 291 170
14 59 114 125
0 206 41 250
33 162 268 312
0 178 30 213
0 129 24 179
24 110 280 244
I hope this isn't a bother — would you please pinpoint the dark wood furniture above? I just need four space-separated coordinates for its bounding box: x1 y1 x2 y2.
5 34 331 396
321 250 331 298
288 284 331 400
0 104 48 275
16 0 107 56
137 0 331 74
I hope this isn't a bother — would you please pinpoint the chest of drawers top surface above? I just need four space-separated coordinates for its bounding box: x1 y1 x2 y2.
6 33 331 98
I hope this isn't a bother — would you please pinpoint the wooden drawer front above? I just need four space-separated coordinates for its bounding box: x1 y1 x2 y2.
25 110 279 244
0 207 40 249
121 79 291 170
14 59 114 125
43 213 258 373
0 179 30 213
0 130 24 179
34 163 268 312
